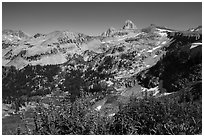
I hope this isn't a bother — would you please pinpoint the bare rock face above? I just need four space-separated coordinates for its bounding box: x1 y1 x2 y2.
2 29 29 38
2 29 30 44
34 33 45 38
101 27 116 37
122 20 136 30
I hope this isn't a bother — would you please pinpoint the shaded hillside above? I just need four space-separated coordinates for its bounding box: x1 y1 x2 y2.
2 65 60 104
137 29 202 93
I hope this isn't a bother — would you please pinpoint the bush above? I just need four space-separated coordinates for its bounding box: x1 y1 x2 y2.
16 90 202 135
110 97 202 135
29 93 113 135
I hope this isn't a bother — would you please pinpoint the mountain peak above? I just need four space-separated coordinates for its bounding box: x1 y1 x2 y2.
194 25 202 32
101 27 116 37
122 20 136 29
3 29 30 38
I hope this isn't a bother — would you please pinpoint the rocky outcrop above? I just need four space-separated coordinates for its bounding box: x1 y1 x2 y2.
3 29 29 38
101 27 116 37
2 29 30 45
34 33 45 38
57 31 87 45
167 31 202 42
122 20 136 30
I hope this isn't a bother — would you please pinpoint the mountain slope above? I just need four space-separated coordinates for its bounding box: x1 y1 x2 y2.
2 22 202 135
136 28 202 92
2 23 202 131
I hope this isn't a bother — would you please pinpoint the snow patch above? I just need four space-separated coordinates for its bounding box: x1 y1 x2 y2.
153 55 157 58
96 105 102 111
161 41 167 44
158 32 167 37
31 54 67 66
106 81 114 86
162 92 172 96
190 43 202 49
147 45 161 53
147 49 153 53
108 113 115 117
157 28 173 32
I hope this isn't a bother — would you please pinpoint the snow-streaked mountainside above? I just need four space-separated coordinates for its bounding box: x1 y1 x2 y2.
3 20 173 69
2 20 202 132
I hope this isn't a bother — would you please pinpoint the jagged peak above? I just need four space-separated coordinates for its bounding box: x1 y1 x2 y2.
106 27 116 34
122 20 136 29
33 33 45 38
101 27 116 37
3 29 30 37
194 25 202 32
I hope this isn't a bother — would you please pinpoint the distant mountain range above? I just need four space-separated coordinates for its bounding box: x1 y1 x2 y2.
2 20 187 69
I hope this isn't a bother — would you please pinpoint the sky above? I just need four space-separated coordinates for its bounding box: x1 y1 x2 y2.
2 2 202 36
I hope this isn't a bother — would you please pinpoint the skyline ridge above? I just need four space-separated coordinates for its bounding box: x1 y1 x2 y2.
3 19 202 37
3 2 201 36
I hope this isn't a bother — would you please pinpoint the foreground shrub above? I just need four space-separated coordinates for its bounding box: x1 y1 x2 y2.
17 91 201 135
110 98 202 135
31 94 112 135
